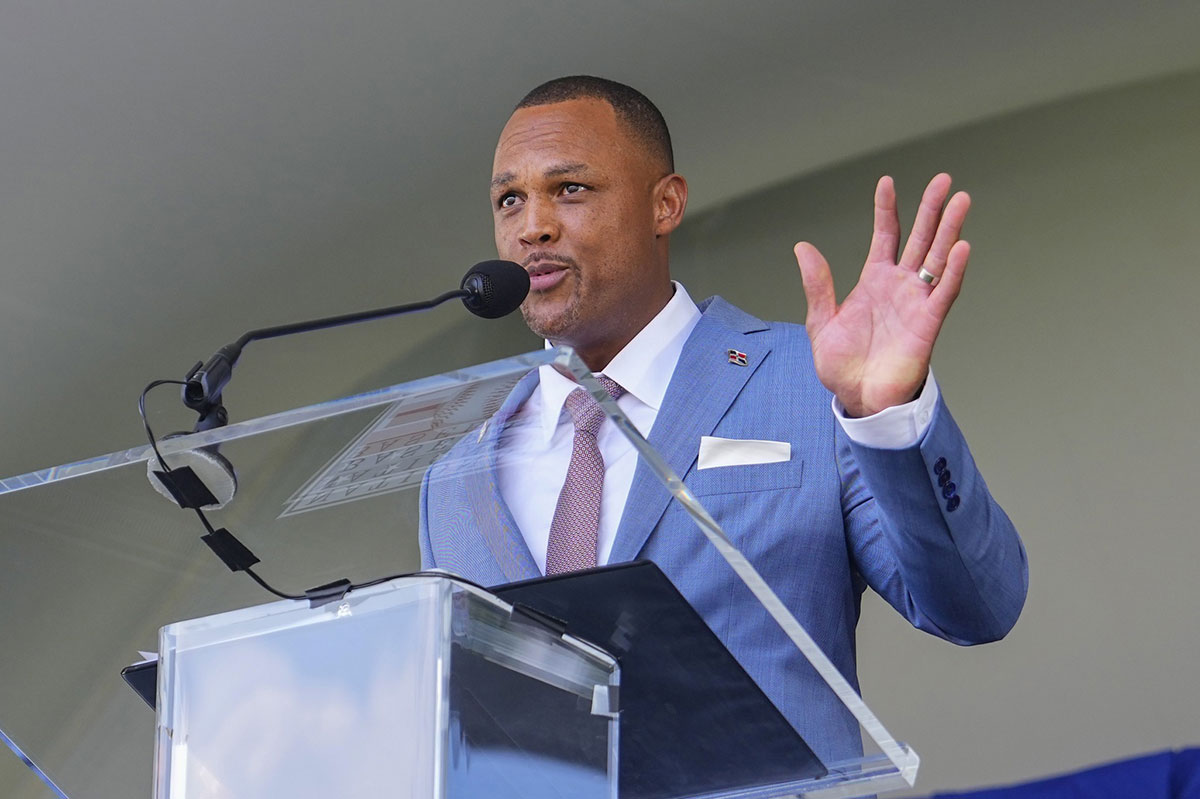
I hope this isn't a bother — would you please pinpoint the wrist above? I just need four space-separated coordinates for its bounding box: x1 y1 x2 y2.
839 380 925 419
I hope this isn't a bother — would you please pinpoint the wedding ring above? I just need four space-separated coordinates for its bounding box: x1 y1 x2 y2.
917 267 940 286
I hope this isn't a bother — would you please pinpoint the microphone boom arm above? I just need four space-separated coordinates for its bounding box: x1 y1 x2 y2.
182 288 470 420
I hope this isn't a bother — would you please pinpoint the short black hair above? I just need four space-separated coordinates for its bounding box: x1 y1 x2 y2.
516 75 674 172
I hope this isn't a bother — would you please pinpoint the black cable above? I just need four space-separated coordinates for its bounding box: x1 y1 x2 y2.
140 378 305 600
140 380 485 604
352 570 489 594
243 566 306 601
138 379 186 473
184 506 304 597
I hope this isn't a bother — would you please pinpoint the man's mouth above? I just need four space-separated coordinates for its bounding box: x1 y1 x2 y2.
524 258 571 292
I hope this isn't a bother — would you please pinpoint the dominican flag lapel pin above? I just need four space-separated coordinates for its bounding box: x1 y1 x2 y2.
727 349 748 367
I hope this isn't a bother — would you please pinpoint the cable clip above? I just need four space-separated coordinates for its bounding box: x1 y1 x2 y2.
306 578 353 608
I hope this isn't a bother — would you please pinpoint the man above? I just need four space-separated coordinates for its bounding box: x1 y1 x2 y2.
420 76 1028 764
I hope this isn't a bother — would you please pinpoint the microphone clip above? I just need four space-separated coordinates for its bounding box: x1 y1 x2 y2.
182 359 230 433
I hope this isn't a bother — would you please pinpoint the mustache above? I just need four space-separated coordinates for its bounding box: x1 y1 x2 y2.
522 251 578 270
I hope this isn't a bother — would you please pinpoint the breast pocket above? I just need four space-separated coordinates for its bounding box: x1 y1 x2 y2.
686 457 805 497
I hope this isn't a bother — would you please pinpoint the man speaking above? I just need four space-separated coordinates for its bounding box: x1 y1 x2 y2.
419 76 1028 763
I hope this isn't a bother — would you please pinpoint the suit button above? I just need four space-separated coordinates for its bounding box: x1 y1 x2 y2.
947 495 961 512
933 457 947 474
938 470 952 487
942 482 957 499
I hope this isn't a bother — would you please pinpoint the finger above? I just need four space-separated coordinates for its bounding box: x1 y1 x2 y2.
866 176 900 264
928 239 969 320
794 241 838 332
899 173 953 269
923 190 971 277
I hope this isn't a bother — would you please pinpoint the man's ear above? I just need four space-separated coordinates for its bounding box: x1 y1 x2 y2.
652 173 688 237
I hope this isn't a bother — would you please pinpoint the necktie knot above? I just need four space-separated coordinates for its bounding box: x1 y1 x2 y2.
563 375 625 437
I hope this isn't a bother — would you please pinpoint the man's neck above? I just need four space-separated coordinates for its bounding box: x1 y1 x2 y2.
560 283 677 372
570 339 629 373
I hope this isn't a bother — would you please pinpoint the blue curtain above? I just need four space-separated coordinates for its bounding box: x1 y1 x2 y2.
929 748 1200 799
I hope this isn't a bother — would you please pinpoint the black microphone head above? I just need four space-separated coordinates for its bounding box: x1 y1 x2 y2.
461 260 530 319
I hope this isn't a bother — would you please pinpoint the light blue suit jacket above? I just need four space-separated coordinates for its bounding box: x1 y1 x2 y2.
420 297 1028 764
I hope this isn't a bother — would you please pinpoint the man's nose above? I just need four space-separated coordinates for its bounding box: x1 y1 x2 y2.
519 198 559 245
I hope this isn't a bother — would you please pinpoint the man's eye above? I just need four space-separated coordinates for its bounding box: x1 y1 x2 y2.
498 193 520 209
562 183 587 195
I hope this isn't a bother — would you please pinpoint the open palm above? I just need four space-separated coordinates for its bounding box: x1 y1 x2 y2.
795 174 971 417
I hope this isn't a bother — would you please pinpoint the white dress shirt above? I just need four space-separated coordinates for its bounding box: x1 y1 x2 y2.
495 282 939 574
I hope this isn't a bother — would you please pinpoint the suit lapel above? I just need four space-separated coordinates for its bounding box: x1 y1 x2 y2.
459 370 541 582
608 298 771 563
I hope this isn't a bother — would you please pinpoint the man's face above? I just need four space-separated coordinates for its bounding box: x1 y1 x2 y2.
491 98 674 364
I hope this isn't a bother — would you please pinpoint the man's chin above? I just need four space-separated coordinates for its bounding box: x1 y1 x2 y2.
520 301 578 343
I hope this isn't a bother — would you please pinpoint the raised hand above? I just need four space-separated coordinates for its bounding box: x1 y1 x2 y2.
794 173 971 418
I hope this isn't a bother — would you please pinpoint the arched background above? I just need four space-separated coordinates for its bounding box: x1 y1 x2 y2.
1 3 1197 796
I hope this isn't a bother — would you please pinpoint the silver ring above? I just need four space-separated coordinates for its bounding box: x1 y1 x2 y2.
917 267 940 286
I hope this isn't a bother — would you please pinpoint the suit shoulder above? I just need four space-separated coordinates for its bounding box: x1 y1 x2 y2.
698 295 814 358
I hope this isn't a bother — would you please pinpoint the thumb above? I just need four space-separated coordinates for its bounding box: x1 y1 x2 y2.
793 242 837 332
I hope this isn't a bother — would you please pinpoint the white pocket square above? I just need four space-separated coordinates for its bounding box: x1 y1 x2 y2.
698 436 791 470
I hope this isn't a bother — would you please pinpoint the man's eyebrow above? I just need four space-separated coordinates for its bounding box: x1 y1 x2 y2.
490 162 591 190
543 162 589 178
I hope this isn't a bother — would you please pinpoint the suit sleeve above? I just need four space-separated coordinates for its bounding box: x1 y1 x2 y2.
840 392 1028 645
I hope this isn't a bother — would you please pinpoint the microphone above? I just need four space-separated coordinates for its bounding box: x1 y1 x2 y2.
182 260 530 420
461 260 530 318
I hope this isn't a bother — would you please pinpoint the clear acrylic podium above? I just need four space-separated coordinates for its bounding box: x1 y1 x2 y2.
0 347 919 799
154 574 619 799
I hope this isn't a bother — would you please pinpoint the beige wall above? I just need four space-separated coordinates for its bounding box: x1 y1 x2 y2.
670 70 1200 793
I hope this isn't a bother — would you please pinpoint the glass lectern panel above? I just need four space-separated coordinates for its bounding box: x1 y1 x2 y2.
157 576 617 799
0 347 918 799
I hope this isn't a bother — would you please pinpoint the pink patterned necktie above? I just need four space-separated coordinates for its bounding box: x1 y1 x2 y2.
545 376 625 575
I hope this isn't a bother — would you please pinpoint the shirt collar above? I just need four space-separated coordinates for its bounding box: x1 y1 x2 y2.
534 281 701 443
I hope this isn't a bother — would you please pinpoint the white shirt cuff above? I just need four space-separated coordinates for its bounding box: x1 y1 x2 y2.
832 369 939 449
